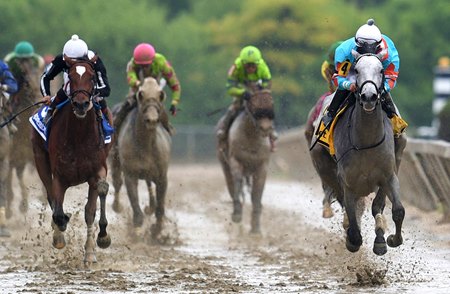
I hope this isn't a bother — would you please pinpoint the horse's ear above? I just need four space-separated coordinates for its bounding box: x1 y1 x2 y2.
159 90 166 102
64 54 76 66
89 54 98 64
351 49 361 60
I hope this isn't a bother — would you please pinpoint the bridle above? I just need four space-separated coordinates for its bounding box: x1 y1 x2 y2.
354 53 384 107
67 60 97 105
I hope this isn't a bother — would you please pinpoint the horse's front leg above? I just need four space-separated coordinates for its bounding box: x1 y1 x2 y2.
144 180 156 215
229 158 244 223
50 177 70 249
124 175 144 231
151 176 167 239
250 167 267 234
372 188 387 255
382 175 405 248
96 177 111 249
344 188 362 252
84 179 101 264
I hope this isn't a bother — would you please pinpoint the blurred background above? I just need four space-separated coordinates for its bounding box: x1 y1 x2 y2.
0 0 448 160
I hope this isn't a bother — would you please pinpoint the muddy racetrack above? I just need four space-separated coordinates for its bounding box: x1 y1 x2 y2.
1 130 450 293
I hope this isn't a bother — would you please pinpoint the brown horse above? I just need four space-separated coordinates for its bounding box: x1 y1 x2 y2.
31 55 112 263
6 58 42 217
217 87 274 234
110 77 172 242
0 92 11 237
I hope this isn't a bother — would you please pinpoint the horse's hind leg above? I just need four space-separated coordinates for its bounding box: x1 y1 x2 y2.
0 160 11 237
15 163 29 213
383 176 405 248
372 188 387 255
5 166 13 219
110 145 123 213
144 180 156 215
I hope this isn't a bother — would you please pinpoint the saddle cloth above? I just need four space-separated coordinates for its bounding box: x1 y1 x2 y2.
314 106 347 156
29 105 112 144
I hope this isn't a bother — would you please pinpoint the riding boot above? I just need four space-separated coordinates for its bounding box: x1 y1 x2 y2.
160 110 174 136
216 107 236 140
382 92 408 136
322 89 350 126
43 107 54 126
114 100 135 134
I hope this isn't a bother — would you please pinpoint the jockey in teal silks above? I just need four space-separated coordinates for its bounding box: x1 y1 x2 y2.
217 45 278 152
322 19 407 135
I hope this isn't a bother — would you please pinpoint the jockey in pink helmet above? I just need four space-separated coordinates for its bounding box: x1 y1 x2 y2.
114 43 181 136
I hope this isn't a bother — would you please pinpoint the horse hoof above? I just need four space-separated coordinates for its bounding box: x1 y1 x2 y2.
84 252 97 264
0 227 11 238
53 235 66 249
387 234 403 247
97 234 111 249
231 213 242 223
112 201 123 213
250 228 262 236
373 242 387 255
346 238 360 253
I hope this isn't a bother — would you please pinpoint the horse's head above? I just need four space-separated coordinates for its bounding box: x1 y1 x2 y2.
136 77 165 129
246 89 275 137
352 50 384 113
65 55 97 118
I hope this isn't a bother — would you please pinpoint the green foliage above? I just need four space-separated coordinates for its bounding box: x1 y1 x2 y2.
0 0 447 129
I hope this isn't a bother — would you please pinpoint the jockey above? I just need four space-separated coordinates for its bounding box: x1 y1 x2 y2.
114 43 180 136
41 34 112 125
322 19 407 135
4 41 43 133
0 60 18 133
217 45 278 152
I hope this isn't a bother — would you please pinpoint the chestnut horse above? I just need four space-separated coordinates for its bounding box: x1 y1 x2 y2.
217 86 274 234
31 55 112 263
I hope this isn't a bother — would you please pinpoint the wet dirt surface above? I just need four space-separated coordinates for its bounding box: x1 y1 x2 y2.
1 160 450 293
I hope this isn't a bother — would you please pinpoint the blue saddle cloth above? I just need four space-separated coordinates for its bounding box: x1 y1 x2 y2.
29 102 113 145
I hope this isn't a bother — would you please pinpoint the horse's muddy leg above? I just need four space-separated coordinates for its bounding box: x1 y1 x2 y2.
124 176 144 233
144 180 156 215
51 179 70 232
5 167 13 219
322 184 335 218
230 159 243 223
344 191 362 252
110 146 124 213
16 165 29 213
51 219 66 249
250 169 266 234
151 178 167 240
0 207 11 237
384 176 405 248
97 178 111 249
84 224 97 264
372 189 387 255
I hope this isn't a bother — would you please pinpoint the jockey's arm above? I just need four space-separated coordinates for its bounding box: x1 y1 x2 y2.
40 55 65 97
0 64 18 94
332 60 354 91
94 57 110 98
161 61 181 106
126 60 140 89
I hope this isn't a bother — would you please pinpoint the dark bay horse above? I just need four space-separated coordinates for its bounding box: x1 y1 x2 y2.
6 58 42 216
110 77 172 242
31 55 111 263
217 87 274 234
310 52 406 255
0 92 11 237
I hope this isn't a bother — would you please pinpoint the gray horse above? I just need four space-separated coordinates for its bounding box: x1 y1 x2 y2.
217 88 274 234
110 77 172 241
0 92 11 237
310 52 406 255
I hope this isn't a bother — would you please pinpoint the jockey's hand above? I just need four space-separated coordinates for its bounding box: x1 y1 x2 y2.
135 80 141 87
349 83 357 92
169 104 177 116
0 84 8 91
242 91 252 101
42 95 52 105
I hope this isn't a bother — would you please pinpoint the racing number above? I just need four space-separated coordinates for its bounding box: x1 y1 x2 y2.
338 61 351 76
